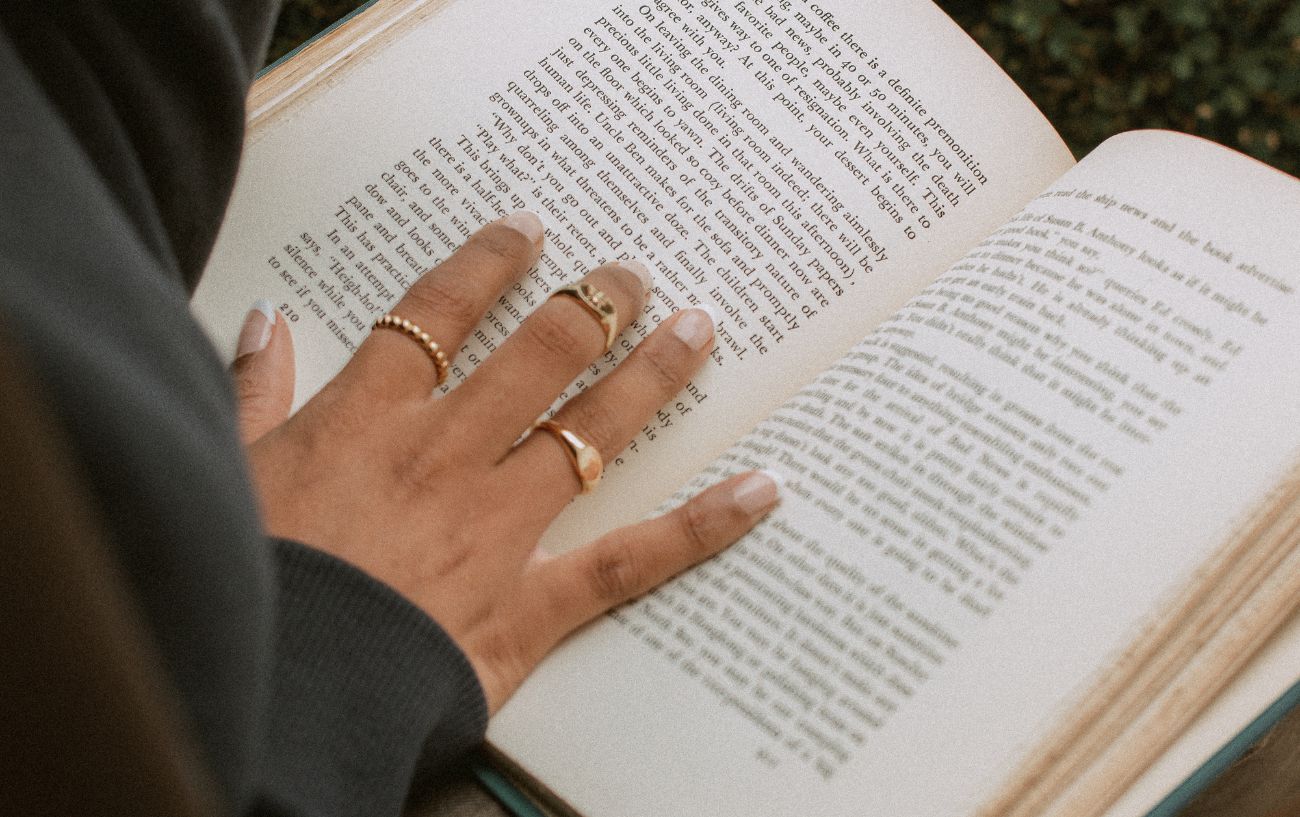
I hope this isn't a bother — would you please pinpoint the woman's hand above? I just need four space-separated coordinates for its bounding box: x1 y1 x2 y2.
229 212 779 713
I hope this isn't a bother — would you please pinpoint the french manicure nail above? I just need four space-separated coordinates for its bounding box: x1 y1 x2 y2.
672 306 719 351
734 469 782 516
236 299 277 358
500 210 545 247
619 259 654 293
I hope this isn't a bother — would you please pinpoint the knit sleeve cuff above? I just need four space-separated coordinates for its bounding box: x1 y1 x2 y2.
261 539 487 817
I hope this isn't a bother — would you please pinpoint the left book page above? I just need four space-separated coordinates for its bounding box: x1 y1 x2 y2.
195 0 1071 546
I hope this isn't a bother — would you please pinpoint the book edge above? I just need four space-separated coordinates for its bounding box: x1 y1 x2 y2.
257 0 382 80
472 681 1300 817
246 0 459 135
1143 678 1300 817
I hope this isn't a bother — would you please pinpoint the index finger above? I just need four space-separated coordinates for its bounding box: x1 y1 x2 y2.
341 211 544 399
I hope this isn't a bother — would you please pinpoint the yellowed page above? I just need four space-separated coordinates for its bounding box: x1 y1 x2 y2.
194 0 1071 553
490 131 1300 816
1102 610 1300 817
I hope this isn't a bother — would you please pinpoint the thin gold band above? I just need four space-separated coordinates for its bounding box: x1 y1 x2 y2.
534 420 603 494
372 314 450 386
549 282 618 352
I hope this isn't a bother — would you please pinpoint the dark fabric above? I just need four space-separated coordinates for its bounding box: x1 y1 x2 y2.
0 2 487 815
407 765 513 817
265 541 487 817
0 329 222 817
1 1 272 284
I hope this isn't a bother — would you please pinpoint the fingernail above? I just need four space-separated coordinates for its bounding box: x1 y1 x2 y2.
236 299 277 358
499 210 544 247
734 469 782 516
618 259 654 294
672 305 719 351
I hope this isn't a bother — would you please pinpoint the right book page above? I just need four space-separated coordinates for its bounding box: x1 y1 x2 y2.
489 130 1300 817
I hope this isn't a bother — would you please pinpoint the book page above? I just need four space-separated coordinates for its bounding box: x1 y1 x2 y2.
194 0 1071 550
489 131 1300 816
1102 608 1300 817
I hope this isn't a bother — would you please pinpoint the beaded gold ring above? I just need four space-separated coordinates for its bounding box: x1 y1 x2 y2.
372 313 450 386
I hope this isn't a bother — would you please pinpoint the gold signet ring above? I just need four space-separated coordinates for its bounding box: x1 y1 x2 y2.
372 314 450 386
549 282 618 352
534 420 603 494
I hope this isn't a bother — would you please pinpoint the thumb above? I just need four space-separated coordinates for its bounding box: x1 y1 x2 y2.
231 299 295 444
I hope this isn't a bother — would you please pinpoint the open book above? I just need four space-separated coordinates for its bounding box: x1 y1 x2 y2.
195 0 1300 814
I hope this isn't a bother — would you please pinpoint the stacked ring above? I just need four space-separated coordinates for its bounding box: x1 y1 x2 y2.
534 420 603 494
549 282 618 352
372 313 450 386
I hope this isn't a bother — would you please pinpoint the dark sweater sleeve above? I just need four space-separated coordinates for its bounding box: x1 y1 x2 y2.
0 3 487 815
262 541 487 817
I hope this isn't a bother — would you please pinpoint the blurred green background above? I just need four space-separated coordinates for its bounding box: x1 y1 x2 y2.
269 0 1300 176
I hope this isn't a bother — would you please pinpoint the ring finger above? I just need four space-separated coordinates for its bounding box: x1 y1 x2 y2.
502 305 719 510
443 261 652 455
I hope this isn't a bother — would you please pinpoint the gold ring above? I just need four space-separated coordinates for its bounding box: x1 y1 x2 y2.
372 314 450 386
549 282 618 352
534 420 603 494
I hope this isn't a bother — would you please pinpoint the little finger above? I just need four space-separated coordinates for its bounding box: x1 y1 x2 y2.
524 471 781 650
